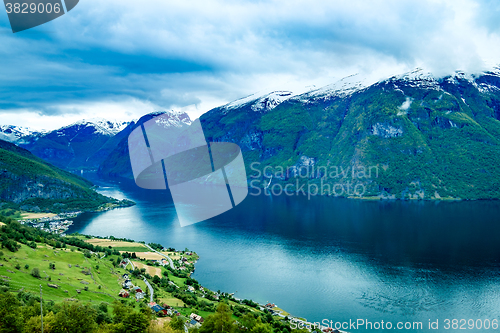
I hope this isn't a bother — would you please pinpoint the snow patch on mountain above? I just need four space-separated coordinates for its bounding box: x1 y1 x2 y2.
59 118 131 136
388 68 441 90
148 110 192 128
297 73 370 101
222 91 295 113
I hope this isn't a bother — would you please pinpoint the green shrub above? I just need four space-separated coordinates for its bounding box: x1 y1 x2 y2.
31 268 41 278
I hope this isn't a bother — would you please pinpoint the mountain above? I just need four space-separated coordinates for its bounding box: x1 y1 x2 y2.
198 67 500 200
0 139 132 212
0 125 44 144
20 118 130 171
97 111 192 179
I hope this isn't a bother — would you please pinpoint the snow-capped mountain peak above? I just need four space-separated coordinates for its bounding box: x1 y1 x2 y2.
296 73 371 102
145 110 192 128
387 68 441 90
222 90 296 113
0 125 45 144
62 118 131 136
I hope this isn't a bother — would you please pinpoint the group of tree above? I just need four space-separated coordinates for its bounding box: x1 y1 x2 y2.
0 290 310 333
0 290 158 333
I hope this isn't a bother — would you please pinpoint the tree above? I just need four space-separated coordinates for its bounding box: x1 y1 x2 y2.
31 268 41 278
169 315 185 332
250 322 272 333
0 292 24 333
24 312 56 333
117 312 150 333
239 313 258 331
1 239 20 252
98 302 108 314
199 303 236 333
51 302 98 333
112 301 128 324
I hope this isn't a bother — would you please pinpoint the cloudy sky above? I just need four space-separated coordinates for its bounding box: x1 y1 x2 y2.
1 0 500 130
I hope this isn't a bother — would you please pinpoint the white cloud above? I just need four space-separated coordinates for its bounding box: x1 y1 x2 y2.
1 0 500 129
0 98 163 131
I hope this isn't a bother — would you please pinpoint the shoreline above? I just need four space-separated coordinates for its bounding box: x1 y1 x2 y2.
82 235 347 333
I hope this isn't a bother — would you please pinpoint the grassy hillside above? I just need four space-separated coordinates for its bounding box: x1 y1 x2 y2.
0 216 308 333
0 140 134 213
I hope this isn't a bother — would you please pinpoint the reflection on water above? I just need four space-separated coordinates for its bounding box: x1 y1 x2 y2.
70 175 500 331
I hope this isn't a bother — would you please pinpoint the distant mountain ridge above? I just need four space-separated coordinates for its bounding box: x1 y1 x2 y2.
15 118 131 171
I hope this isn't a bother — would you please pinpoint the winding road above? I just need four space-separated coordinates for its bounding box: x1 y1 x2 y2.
126 258 135 270
144 243 175 270
143 277 154 303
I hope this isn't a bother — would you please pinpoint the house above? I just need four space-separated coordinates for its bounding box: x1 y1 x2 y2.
190 313 204 323
123 280 133 289
133 286 143 293
150 304 167 315
122 274 129 279
136 292 145 300
189 319 199 327
118 289 129 298
265 303 275 308
187 286 195 292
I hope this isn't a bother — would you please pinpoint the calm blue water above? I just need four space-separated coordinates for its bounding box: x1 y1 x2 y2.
70 176 500 332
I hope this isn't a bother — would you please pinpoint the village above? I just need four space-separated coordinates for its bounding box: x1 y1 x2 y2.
111 248 345 333
18 212 80 235
81 238 348 333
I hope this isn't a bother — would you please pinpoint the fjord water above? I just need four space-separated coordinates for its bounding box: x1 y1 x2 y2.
70 177 500 331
